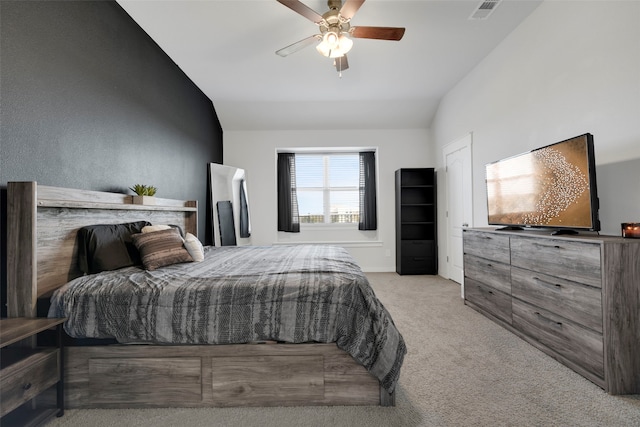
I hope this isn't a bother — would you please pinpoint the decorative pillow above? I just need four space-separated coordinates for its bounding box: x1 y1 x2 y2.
77 221 150 274
142 224 172 233
142 224 185 237
184 233 205 262
132 228 193 270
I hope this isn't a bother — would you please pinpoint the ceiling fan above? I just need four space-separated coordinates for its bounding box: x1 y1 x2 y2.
275 0 405 74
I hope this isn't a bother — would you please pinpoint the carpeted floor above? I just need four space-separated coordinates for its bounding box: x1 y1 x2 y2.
47 273 639 427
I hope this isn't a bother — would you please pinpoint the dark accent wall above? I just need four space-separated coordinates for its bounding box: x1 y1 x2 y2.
0 1 223 317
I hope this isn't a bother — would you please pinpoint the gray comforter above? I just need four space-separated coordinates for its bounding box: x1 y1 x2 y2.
48 245 406 393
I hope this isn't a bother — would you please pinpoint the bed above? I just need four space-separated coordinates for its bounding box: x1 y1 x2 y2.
6 181 405 408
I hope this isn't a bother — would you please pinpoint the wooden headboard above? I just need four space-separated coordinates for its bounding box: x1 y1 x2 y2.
7 181 198 318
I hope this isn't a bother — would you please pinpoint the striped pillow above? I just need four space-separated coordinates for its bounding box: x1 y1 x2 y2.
132 228 193 270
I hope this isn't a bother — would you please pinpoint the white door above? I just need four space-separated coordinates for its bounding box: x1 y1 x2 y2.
443 134 473 297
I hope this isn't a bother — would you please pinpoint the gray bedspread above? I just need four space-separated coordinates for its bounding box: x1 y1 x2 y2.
48 245 406 393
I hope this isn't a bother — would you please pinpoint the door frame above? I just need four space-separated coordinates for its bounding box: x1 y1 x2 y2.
442 133 473 293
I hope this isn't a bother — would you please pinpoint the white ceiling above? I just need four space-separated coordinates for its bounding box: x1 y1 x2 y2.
117 0 542 131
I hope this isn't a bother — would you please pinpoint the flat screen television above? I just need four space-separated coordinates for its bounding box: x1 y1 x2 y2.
485 133 600 234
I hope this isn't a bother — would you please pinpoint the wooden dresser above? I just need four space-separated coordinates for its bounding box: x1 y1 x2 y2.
463 228 640 395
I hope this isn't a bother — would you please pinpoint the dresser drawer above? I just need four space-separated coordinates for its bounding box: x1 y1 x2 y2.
510 237 601 288
464 254 511 295
464 277 512 325
511 266 602 333
0 348 60 417
463 230 510 264
512 299 603 380
401 240 434 257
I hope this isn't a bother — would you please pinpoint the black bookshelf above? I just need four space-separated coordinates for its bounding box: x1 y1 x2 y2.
395 168 437 275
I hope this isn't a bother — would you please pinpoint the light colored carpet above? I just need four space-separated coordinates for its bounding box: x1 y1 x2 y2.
47 273 639 427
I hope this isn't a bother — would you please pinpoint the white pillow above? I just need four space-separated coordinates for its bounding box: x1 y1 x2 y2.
142 224 172 233
183 233 205 262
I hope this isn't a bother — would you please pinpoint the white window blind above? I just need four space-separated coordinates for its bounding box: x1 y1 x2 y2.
295 153 359 224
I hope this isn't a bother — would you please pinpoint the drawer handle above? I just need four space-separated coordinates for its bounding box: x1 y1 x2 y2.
533 277 563 290
534 311 563 327
22 382 32 390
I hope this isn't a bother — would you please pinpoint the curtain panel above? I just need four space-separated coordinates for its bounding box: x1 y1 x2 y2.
359 151 377 230
277 153 300 232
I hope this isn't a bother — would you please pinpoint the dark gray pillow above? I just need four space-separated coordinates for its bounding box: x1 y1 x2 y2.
77 221 150 274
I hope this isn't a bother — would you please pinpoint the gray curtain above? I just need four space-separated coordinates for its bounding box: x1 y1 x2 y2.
359 151 377 230
277 153 300 232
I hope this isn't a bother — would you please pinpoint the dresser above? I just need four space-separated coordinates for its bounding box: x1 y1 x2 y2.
0 318 65 425
463 228 640 395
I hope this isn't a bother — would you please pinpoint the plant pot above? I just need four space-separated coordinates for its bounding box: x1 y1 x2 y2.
132 195 156 205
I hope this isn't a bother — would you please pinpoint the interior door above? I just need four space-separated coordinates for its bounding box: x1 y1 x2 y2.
443 134 473 297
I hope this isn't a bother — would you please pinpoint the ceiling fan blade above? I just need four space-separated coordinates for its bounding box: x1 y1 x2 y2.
351 26 405 41
276 0 323 24
334 55 349 72
340 0 365 20
276 35 320 57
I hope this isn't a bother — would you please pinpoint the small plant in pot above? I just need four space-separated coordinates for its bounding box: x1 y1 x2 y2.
130 184 157 205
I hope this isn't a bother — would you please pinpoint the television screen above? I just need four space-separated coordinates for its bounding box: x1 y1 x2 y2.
486 133 599 232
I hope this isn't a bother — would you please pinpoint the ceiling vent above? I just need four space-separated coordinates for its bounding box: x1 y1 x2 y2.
469 0 502 20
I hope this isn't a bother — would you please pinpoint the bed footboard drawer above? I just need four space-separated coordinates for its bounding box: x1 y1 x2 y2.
208 355 325 406
88 357 202 406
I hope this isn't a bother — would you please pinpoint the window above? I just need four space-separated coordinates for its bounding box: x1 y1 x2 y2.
295 153 360 224
277 149 377 234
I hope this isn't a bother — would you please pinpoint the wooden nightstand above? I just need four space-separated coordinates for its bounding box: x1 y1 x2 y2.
0 318 66 426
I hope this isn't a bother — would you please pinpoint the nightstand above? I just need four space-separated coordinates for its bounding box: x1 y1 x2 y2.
0 318 66 426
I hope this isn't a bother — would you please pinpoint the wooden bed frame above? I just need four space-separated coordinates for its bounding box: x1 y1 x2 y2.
7 181 394 408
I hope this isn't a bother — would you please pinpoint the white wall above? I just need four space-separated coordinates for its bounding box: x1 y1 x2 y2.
224 129 432 272
431 1 640 277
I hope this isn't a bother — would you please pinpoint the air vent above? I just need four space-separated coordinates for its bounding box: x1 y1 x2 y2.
469 0 502 20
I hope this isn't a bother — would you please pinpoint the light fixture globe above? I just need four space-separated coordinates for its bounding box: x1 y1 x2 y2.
316 31 353 58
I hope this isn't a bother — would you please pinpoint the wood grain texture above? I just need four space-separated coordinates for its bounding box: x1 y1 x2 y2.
464 277 512 325
464 228 640 395
512 298 604 379
510 236 601 288
0 349 60 417
64 343 384 408
0 318 66 348
463 254 511 295
462 229 510 264
209 356 324 406
7 182 37 317
7 182 198 304
88 358 202 405
511 266 602 333
601 241 640 394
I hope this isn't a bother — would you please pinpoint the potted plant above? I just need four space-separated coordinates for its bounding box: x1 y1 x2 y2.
130 184 157 205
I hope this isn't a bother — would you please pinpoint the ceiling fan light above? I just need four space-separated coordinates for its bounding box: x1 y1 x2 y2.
316 40 331 57
339 34 353 53
327 34 353 58
325 31 339 47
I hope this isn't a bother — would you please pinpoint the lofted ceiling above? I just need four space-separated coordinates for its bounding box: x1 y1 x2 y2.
117 0 542 131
